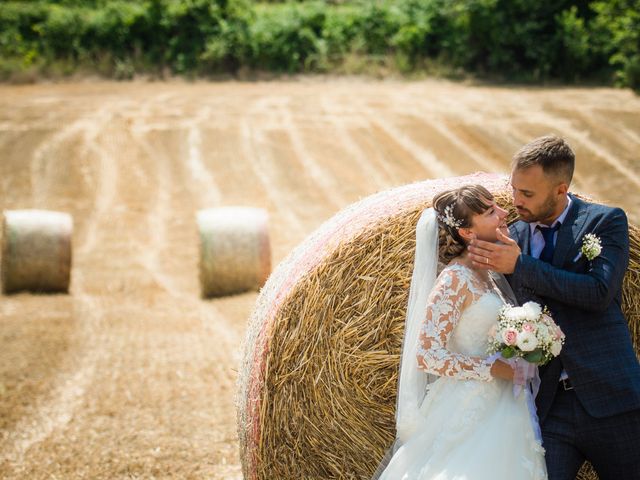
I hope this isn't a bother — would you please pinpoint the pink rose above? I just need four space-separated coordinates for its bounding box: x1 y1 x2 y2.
522 322 535 333
554 325 565 341
502 328 518 346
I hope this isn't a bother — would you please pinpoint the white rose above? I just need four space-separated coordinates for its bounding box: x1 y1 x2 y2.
550 340 563 356
516 331 538 352
505 306 526 323
522 301 542 320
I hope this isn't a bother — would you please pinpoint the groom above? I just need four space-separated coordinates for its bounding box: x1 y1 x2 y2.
468 135 640 479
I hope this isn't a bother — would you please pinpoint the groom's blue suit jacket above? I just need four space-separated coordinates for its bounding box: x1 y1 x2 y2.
508 193 640 424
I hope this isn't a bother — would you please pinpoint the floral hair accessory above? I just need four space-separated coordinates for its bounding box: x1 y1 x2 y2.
581 233 602 260
437 204 463 229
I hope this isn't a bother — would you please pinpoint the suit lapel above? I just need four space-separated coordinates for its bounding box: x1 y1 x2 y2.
552 194 589 267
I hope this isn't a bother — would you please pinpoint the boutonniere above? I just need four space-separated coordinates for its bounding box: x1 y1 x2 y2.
581 233 602 261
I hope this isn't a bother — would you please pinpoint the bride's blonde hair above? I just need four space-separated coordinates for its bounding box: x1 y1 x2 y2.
432 185 494 265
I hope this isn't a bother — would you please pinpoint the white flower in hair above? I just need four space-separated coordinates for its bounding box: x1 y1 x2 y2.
438 204 463 229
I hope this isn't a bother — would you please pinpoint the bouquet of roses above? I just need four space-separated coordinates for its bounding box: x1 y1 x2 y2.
487 301 565 366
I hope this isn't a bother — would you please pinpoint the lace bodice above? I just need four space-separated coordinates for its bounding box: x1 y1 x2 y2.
416 263 505 381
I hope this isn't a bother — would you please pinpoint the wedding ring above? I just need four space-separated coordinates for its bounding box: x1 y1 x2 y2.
485 257 489 264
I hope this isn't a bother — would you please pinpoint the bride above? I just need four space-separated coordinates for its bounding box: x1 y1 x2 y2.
374 185 547 480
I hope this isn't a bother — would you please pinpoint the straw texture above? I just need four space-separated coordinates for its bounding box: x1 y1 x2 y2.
237 175 638 480
197 207 271 298
1 209 73 294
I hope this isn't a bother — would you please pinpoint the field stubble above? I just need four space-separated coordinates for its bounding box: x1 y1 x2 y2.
0 79 638 478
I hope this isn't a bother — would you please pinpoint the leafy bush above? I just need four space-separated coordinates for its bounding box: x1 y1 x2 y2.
248 2 328 72
0 2 48 62
591 0 640 89
0 0 637 89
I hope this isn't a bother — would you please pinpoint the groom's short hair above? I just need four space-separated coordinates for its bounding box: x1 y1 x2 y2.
512 135 575 184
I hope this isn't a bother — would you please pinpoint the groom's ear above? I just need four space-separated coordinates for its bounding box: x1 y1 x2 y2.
556 182 569 196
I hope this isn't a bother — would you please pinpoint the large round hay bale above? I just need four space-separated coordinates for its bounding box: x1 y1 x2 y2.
237 173 639 480
197 207 271 298
1 209 73 294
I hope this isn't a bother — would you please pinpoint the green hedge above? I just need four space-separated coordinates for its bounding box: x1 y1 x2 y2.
0 0 638 88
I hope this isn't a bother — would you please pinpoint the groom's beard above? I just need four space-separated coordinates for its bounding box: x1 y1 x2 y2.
516 195 557 223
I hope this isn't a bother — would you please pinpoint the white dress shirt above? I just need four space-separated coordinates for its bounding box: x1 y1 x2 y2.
528 195 572 259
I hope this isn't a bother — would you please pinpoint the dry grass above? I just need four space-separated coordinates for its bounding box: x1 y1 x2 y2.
1 80 638 479
239 177 639 480
0 295 76 434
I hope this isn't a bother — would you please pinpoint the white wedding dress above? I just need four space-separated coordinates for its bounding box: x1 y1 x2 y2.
378 263 547 480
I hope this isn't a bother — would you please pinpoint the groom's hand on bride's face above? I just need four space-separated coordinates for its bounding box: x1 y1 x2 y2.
468 229 520 274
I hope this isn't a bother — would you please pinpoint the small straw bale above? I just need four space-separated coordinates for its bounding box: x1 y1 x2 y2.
237 173 639 480
1 209 73 294
197 207 271 298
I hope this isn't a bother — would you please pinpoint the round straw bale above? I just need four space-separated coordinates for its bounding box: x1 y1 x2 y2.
1 209 73 294
197 207 270 298
237 173 639 480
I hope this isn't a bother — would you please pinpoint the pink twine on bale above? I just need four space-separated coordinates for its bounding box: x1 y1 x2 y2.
237 172 508 480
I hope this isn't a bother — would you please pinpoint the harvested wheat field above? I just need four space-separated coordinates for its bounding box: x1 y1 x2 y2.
0 79 639 479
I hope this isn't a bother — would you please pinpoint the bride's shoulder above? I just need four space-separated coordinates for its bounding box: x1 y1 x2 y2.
437 262 475 286
440 261 474 276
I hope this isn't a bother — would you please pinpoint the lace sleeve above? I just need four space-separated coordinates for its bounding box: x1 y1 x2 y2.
416 266 494 381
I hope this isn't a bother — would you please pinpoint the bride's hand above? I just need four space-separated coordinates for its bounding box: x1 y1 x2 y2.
489 359 515 381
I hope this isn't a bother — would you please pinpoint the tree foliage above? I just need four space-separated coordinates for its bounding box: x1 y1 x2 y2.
0 0 638 89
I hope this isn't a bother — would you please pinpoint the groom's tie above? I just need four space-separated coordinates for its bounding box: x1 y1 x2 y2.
537 223 561 263
536 222 571 388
